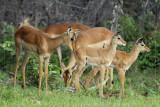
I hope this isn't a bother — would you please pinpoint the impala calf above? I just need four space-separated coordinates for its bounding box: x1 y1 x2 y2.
73 32 126 97
13 26 79 93
86 37 150 97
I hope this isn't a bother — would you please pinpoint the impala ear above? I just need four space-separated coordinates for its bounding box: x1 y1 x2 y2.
113 31 121 37
60 61 67 78
67 26 73 35
23 16 26 24
24 17 30 23
61 60 67 70
117 31 121 34
139 37 144 42
74 32 78 37
137 37 143 44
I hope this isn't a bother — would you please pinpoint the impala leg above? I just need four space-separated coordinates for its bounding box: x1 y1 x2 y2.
57 47 62 67
21 52 30 89
100 65 105 97
38 56 43 93
109 68 113 89
14 46 21 88
117 67 126 98
44 57 50 92
86 67 99 91
104 67 110 87
74 63 84 92
94 70 100 87
95 67 111 88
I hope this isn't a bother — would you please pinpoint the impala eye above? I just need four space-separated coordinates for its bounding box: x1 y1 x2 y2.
69 75 72 79
141 44 144 46
118 37 121 40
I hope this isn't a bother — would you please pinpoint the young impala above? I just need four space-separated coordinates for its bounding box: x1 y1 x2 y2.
13 26 80 93
72 32 126 97
85 37 150 97
60 27 118 87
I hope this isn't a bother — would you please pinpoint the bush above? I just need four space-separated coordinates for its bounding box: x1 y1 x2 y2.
0 22 15 72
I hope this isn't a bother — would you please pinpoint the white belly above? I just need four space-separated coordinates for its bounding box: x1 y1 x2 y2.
86 57 100 67
110 64 116 68
86 56 112 67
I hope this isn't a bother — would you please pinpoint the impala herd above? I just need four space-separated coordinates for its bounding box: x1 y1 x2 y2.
13 16 150 98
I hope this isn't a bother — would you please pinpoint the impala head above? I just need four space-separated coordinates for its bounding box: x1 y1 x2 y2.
136 37 150 52
21 14 32 26
67 26 82 37
15 13 32 31
65 27 82 49
70 32 78 42
112 31 126 46
60 61 72 87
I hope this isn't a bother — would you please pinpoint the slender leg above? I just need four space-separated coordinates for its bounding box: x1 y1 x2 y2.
57 47 62 67
99 65 105 97
21 52 30 88
74 63 84 92
38 56 43 93
14 46 21 88
86 67 99 91
117 67 126 98
104 67 110 87
94 70 100 87
109 68 113 89
44 57 50 91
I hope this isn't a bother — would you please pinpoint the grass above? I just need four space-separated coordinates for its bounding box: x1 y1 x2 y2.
0 70 160 107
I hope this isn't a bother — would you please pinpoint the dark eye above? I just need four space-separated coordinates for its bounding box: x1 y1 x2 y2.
141 44 144 46
118 38 121 40
69 76 72 79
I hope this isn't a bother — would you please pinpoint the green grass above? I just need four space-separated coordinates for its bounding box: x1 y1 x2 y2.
0 71 160 107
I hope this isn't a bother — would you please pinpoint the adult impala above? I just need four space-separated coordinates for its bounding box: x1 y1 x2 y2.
17 16 90 67
86 37 150 97
13 26 80 93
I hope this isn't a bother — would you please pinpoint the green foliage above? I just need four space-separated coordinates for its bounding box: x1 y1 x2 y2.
0 22 15 71
118 14 142 41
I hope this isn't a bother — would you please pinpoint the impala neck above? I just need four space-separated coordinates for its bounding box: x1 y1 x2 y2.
107 41 117 57
47 33 67 52
128 45 140 64
72 42 76 51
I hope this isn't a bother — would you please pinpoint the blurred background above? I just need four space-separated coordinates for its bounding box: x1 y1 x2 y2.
0 0 159 92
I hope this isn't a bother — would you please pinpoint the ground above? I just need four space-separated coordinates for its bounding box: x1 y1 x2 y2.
0 70 160 107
